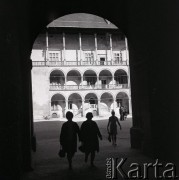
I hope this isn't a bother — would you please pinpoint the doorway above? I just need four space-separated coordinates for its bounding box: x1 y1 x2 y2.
100 57 105 65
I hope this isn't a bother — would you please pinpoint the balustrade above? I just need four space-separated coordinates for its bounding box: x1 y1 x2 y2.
32 60 127 67
50 84 128 90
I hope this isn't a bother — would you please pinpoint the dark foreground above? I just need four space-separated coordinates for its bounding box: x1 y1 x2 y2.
22 118 179 180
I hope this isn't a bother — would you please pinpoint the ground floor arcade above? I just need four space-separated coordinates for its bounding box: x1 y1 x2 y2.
50 91 132 118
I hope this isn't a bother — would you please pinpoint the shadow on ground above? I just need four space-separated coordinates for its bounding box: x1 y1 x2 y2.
22 118 179 180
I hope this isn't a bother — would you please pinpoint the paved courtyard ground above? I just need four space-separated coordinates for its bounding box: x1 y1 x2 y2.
22 118 179 180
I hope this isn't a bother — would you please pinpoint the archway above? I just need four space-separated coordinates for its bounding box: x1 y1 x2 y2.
50 70 65 90
100 92 114 115
83 70 97 89
67 70 82 89
85 93 98 116
116 92 129 113
29 12 135 180
99 70 112 89
114 69 128 88
51 94 66 118
68 93 82 116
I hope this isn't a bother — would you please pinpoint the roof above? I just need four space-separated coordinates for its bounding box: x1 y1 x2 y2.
47 13 118 29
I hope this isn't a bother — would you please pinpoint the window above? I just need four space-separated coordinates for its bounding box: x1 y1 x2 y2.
84 52 94 64
100 57 105 65
114 52 122 63
49 51 60 61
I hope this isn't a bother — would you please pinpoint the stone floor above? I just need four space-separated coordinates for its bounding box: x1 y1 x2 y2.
22 118 179 180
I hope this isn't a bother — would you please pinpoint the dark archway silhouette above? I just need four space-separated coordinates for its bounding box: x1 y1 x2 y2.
1 2 179 180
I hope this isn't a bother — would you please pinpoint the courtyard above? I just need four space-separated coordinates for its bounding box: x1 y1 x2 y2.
22 117 174 180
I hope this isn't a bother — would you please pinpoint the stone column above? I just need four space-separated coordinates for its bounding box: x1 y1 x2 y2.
81 75 83 89
125 37 129 65
64 76 67 90
65 100 68 113
97 75 99 89
113 99 115 111
94 33 98 65
112 75 115 88
82 99 85 117
97 99 100 116
109 34 113 64
62 32 66 65
79 33 82 65
46 29 49 66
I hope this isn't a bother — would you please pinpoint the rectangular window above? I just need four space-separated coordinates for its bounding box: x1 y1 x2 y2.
49 51 61 61
100 57 105 65
84 52 94 64
114 52 122 64
114 53 120 63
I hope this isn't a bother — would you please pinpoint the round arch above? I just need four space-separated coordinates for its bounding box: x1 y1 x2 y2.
100 92 114 114
85 93 98 102
114 69 128 87
50 92 67 101
49 68 66 77
66 68 82 76
66 69 82 87
49 69 65 87
116 92 129 113
51 93 66 118
84 93 98 116
68 93 83 116
82 68 98 75
99 69 113 89
83 69 97 87
97 68 114 77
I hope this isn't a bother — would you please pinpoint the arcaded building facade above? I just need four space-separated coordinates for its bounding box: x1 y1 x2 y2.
31 14 132 119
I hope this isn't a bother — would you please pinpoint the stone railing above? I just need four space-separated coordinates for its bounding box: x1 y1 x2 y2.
49 84 128 90
32 60 128 67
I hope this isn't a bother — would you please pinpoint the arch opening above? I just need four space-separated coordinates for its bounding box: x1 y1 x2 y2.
29 12 134 180
66 70 82 89
100 92 114 115
85 93 98 116
83 70 97 89
116 92 129 114
99 70 112 89
51 94 66 118
114 69 128 88
68 93 82 117
50 70 65 90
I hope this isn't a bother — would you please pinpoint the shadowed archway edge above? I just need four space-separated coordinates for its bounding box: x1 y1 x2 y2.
1 1 179 179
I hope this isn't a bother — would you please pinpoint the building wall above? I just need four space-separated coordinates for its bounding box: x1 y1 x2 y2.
31 30 131 119
32 32 126 61
31 67 50 119
32 65 130 119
